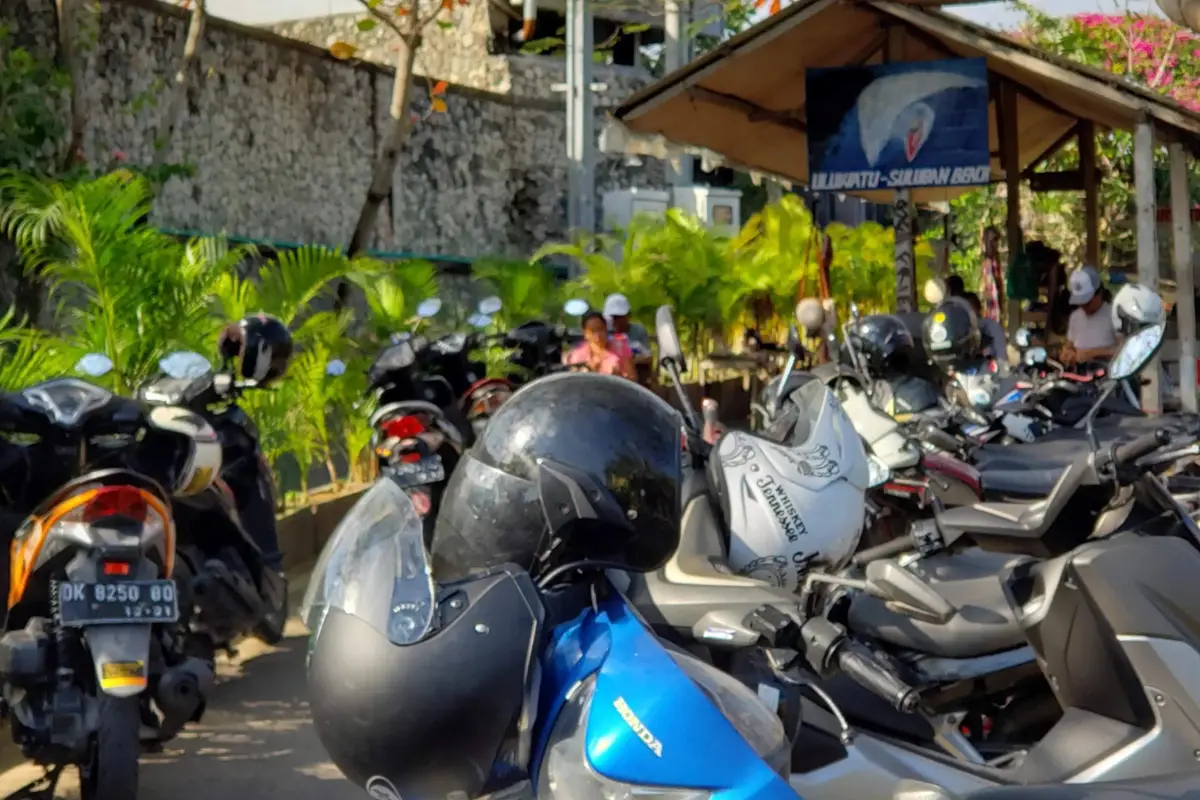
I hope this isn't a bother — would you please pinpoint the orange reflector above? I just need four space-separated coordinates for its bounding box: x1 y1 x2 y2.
102 561 131 576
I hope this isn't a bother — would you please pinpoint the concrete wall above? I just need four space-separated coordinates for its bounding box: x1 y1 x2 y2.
3 0 665 258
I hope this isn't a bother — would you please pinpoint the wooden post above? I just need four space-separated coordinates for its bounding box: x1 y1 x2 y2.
893 194 916 312
1170 142 1196 412
1133 118 1161 411
1079 121 1100 268
886 26 916 313
998 81 1022 335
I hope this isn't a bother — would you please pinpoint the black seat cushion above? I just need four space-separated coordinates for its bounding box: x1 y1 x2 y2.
847 550 1029 659
979 467 1066 499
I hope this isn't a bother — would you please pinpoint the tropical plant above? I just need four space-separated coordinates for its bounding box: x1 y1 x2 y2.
471 257 561 329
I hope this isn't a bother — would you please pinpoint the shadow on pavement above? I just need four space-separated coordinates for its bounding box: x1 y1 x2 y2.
138 632 360 800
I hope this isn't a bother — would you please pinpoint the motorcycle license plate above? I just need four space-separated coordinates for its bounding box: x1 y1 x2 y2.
387 455 445 488
56 580 180 627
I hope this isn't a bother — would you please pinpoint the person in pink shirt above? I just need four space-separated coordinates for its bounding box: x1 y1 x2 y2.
564 312 635 379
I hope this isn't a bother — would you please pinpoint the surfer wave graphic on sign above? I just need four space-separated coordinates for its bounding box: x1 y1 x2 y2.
856 71 986 167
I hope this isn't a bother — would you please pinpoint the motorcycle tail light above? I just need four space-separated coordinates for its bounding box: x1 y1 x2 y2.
82 486 149 524
382 415 425 440
102 561 131 576
10 485 174 607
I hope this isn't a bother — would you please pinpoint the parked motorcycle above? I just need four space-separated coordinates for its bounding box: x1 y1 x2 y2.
138 347 290 660
629 316 1200 795
0 355 217 800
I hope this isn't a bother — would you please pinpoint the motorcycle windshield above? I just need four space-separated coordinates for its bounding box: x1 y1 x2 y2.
300 479 435 646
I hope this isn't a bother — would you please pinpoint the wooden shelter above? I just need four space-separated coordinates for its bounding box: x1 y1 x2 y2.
612 0 1200 411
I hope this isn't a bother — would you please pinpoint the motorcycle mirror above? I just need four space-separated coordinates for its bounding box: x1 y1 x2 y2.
867 454 891 488
478 296 503 316
75 353 114 378
1108 322 1166 380
1015 327 1032 348
563 298 589 316
325 359 347 377
1024 346 1047 367
865 560 955 624
655 305 685 369
467 313 492 329
159 351 212 380
785 325 805 358
849 302 861 321
416 298 443 319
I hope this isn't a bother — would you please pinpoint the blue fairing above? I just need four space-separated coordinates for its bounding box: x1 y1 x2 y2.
999 388 1024 405
533 591 796 799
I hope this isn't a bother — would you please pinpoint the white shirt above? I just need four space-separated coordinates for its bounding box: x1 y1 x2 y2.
979 318 1008 364
1067 302 1116 350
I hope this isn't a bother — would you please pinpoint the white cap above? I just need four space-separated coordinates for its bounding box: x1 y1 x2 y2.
603 293 631 319
1068 266 1100 306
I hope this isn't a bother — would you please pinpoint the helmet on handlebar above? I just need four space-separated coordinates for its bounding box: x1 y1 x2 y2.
431 372 683 581
1111 282 1165 336
921 299 981 368
847 314 917 377
218 313 293 387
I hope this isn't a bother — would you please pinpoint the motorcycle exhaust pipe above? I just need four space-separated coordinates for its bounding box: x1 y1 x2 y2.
155 656 216 741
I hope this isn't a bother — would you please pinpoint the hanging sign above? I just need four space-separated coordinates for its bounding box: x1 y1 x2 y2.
806 58 991 192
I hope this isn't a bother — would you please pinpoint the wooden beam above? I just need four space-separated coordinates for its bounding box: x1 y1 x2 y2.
1028 170 1083 193
1134 117 1161 411
688 87 806 132
1020 123 1079 179
1170 142 1196 412
998 79 1022 334
870 1 1200 139
1079 120 1100 268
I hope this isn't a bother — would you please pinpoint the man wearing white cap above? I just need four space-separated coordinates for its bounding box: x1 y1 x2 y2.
603 293 652 382
1062 265 1119 364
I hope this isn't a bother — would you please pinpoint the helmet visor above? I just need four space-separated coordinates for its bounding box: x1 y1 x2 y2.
301 479 435 646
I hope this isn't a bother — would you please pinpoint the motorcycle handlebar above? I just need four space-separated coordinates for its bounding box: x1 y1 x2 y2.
836 643 920 713
1111 428 1171 469
852 535 918 566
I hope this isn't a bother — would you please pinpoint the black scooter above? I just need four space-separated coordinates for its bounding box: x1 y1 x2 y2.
138 346 288 660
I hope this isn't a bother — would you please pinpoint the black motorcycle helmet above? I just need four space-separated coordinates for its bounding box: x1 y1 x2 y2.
303 480 544 800
218 312 293 386
431 371 683 581
847 314 917 376
921 299 981 367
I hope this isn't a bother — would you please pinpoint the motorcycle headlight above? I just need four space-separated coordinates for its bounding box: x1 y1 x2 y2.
537 654 788 800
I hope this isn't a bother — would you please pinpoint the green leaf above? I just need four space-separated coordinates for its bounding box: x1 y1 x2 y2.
436 19 454 29
357 17 377 31
520 36 564 54
621 22 651 33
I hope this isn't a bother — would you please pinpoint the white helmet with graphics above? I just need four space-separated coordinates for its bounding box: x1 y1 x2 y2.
712 380 870 592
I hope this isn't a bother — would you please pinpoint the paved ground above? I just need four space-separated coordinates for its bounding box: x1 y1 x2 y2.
0 574 362 799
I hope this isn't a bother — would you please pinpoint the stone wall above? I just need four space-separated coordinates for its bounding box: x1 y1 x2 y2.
2 0 665 258
267 8 655 103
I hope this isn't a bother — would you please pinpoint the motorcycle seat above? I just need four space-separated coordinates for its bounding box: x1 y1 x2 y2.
978 466 1068 499
847 549 1030 659
895 770 1200 800
972 414 1199 472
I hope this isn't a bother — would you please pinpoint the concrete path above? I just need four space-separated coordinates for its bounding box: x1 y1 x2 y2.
0 575 362 799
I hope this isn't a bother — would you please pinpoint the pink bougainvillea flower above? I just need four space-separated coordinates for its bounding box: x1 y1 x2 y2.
111 149 128 163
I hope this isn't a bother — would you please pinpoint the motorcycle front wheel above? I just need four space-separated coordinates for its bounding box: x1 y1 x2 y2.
79 694 140 800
